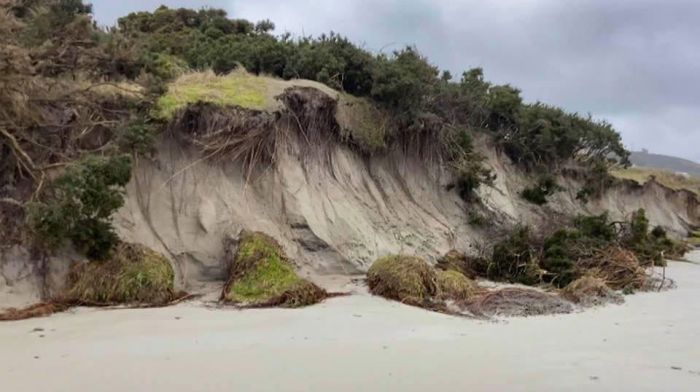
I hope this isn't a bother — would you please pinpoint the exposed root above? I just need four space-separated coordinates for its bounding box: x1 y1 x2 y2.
0 292 195 322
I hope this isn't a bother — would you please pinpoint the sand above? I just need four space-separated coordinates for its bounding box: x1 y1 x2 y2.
1 254 700 392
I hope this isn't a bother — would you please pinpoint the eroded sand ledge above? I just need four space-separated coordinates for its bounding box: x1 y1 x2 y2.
1 253 699 392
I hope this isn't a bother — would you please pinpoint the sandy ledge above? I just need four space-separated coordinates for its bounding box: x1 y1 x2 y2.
1 254 699 392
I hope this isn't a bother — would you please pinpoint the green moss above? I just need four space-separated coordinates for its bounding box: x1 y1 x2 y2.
66 243 175 305
156 71 269 119
223 231 325 307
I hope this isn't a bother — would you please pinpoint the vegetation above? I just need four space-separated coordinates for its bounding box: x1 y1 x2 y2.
0 1 641 265
156 70 270 118
367 255 439 306
610 167 700 196
27 155 132 259
65 242 176 305
436 270 479 301
560 276 623 307
483 209 688 289
223 231 326 307
487 227 543 285
520 175 562 205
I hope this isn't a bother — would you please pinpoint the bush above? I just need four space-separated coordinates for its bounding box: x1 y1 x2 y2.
27 154 132 259
488 227 542 285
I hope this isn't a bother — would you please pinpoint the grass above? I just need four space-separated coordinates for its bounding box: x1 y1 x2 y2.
689 230 700 247
436 270 478 301
224 231 325 307
156 70 270 119
66 242 175 305
367 255 438 305
335 94 391 152
610 166 700 196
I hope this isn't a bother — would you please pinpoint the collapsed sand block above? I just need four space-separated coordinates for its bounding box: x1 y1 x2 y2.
222 230 326 307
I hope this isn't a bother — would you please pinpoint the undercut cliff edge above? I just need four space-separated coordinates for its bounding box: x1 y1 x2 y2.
2 77 698 307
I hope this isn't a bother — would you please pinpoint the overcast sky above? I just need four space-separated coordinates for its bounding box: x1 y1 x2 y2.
92 0 700 162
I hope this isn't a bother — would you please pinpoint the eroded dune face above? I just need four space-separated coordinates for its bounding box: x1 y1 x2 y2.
2 90 698 302
109 132 698 292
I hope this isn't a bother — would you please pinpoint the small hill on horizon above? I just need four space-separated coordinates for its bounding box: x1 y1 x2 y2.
630 150 700 177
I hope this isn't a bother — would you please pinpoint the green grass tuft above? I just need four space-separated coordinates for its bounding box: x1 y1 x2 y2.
367 255 438 305
66 242 175 305
156 70 269 119
224 231 325 307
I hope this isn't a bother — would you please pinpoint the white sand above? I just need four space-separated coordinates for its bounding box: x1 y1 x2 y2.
2 256 700 392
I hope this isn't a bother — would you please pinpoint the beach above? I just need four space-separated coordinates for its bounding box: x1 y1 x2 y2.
1 254 699 392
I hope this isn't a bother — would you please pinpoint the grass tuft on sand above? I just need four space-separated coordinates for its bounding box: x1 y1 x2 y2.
156 70 269 119
436 270 479 301
223 231 326 307
367 255 439 305
66 242 176 305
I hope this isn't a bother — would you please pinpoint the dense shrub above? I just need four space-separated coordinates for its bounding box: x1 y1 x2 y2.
27 155 132 259
488 227 542 285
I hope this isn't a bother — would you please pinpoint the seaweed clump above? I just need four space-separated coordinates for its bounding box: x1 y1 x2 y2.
65 242 177 305
222 231 326 307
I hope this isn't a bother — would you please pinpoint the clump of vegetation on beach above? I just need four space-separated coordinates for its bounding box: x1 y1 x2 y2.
65 242 177 305
223 231 326 307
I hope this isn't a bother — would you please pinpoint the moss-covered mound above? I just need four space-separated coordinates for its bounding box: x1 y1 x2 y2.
223 231 326 307
561 276 624 307
436 270 479 301
367 255 439 305
65 242 176 305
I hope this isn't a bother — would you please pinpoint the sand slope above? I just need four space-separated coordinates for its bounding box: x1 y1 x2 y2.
1 253 699 391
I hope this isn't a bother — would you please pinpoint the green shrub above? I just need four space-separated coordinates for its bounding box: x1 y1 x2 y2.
521 175 562 205
488 227 542 285
27 154 132 259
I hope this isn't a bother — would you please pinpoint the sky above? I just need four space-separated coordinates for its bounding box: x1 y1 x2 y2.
92 0 700 162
